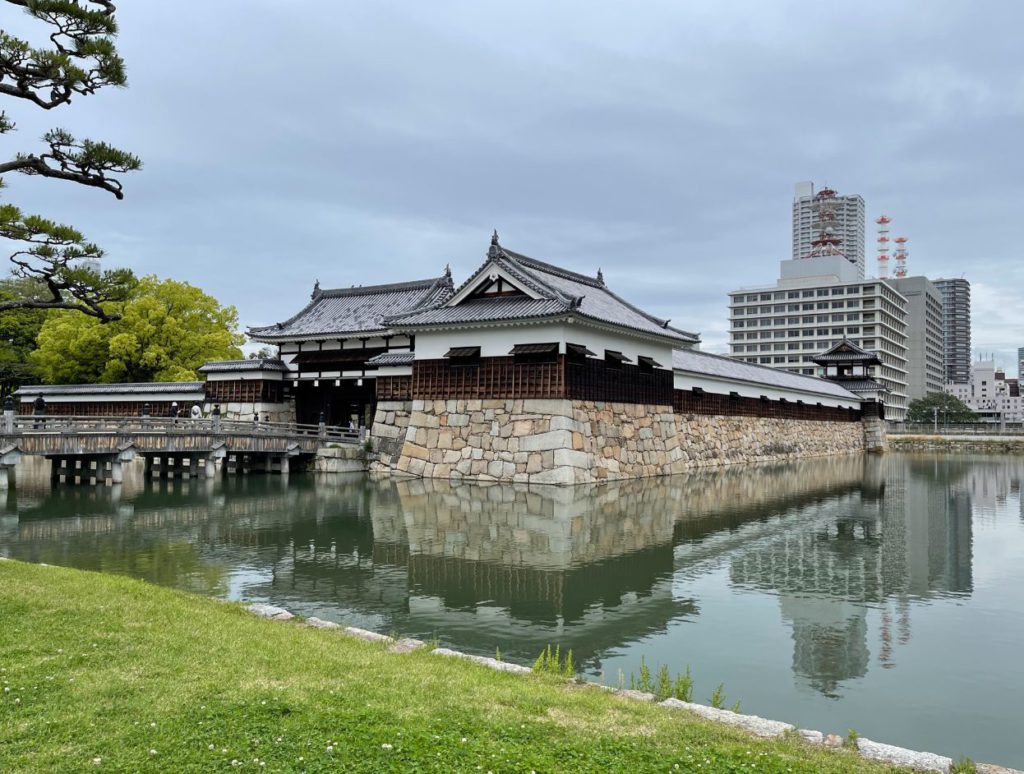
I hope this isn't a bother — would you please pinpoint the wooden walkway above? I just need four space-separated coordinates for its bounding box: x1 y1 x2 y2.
0 415 362 486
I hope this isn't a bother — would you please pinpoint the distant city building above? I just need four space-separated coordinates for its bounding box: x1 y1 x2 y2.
932 278 971 384
792 182 866 277
1018 346 1024 380
728 251 909 421
888 276 945 401
946 360 1024 422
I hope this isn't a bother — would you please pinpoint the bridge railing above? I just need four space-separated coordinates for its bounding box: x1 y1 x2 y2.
889 422 1024 436
1 414 363 445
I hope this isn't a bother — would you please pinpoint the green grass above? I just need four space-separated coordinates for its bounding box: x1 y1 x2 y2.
0 560 906 773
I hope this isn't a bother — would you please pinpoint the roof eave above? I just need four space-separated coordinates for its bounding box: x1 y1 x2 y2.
387 311 697 346
248 327 398 344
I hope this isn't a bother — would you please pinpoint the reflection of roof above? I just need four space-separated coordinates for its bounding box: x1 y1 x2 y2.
15 382 204 397
366 352 415 367
386 235 700 344
249 276 453 341
672 349 860 401
198 358 289 374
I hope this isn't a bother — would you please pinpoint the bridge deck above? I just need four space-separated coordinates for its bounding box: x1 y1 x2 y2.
1 415 361 458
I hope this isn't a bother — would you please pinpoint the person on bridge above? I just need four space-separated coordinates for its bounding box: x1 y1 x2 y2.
170 402 180 424
190 404 203 420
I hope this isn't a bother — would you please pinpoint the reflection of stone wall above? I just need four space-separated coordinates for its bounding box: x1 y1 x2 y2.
389 477 678 568
382 398 865 484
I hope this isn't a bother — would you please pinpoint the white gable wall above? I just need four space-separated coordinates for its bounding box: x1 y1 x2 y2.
413 322 675 367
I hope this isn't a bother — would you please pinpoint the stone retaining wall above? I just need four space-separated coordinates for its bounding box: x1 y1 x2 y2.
889 435 1024 454
369 400 412 471
379 398 865 485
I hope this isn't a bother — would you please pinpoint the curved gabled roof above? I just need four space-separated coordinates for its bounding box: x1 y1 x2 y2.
198 358 289 374
386 235 700 344
248 275 453 342
672 349 861 401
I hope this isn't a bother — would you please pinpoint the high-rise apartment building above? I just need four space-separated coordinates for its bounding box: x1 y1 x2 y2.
1018 346 1024 379
932 278 971 384
888 276 945 401
792 182 866 277
728 254 909 420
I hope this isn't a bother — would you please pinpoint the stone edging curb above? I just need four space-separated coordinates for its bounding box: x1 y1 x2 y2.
244 603 1020 774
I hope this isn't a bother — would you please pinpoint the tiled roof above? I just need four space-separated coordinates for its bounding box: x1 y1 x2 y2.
812 339 881 365
249 275 453 342
15 382 205 397
672 349 861 401
385 236 699 344
829 378 889 393
366 351 415 367
198 358 289 374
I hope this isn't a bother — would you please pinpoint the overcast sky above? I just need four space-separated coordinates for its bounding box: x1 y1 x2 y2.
5 1 1023 373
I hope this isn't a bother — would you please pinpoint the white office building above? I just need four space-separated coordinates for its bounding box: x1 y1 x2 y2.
946 361 1024 423
728 252 909 421
792 182 866 277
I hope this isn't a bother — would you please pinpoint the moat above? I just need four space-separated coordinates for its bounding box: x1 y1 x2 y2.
2 453 1022 767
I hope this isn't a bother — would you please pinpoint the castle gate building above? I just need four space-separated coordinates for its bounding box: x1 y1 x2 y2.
248 275 453 427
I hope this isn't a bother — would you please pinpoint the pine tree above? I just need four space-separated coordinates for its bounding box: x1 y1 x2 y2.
0 0 140 320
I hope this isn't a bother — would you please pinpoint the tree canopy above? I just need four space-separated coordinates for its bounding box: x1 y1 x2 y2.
906 392 978 424
0 276 47 394
30 276 244 384
0 0 139 320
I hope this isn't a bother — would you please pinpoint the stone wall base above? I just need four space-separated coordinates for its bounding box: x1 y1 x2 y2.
369 400 412 473
314 446 366 473
383 399 865 486
212 401 294 424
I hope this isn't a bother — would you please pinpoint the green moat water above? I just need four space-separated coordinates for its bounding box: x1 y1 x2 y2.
2 453 1022 767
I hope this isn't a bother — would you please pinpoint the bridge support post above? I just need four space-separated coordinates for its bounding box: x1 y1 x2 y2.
3 396 13 434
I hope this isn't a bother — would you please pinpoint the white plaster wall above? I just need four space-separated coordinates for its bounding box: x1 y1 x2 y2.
413 322 675 368
205 371 284 382
672 371 861 409
18 390 204 405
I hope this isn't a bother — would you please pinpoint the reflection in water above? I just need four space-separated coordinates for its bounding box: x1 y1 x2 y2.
2 453 1024 766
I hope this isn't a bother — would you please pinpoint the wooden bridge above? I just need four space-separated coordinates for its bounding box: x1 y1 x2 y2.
0 414 362 487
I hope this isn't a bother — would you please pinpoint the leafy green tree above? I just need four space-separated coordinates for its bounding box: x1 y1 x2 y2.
907 392 978 424
30 276 244 383
0 0 139 320
0 276 47 394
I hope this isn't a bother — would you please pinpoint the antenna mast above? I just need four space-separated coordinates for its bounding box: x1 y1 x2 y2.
876 215 891 279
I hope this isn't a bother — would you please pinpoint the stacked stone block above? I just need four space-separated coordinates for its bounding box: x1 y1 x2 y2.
379 398 865 485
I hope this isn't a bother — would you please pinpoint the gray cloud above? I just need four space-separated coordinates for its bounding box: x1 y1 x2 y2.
4 0 1022 372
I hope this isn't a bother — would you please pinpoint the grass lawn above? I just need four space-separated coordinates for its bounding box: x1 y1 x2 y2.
0 559 905 773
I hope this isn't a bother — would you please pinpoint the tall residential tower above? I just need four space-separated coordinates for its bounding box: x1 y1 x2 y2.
792 182 866 277
932 278 971 384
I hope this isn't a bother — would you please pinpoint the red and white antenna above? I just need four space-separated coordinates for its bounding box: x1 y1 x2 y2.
893 235 908 278
807 187 845 258
876 215 891 279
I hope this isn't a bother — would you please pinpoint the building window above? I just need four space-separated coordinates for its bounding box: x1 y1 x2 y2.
604 350 632 370
445 346 481 367
510 342 559 364
637 355 662 374
566 343 597 364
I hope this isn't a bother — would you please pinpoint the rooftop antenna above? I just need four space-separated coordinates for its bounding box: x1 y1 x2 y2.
893 236 908 278
876 215 890 279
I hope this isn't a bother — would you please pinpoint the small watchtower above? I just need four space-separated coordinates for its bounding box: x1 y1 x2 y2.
815 339 888 431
